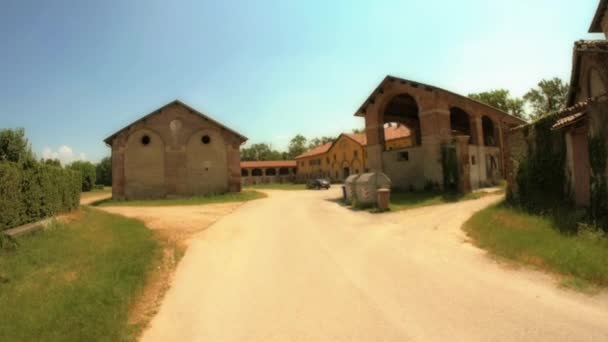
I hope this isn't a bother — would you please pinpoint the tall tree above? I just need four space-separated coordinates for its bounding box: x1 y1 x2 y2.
287 135 307 159
308 136 335 149
469 89 526 119
43 158 62 167
523 78 569 120
0 128 34 164
67 161 97 192
241 143 283 161
96 156 112 186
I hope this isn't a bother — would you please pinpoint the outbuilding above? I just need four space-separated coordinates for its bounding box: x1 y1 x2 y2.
104 100 247 200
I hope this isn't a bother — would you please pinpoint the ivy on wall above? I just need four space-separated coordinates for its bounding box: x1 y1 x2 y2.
512 115 568 210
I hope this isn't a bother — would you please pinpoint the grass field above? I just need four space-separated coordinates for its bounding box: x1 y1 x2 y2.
94 190 266 207
463 202 608 289
245 183 307 191
0 208 160 341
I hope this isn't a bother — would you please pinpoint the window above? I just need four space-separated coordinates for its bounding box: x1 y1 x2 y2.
397 151 409 162
354 150 358 158
141 135 151 146
202 135 211 144
326 157 330 164
471 156 476 165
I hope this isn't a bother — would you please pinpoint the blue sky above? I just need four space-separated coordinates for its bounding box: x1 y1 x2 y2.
0 0 603 163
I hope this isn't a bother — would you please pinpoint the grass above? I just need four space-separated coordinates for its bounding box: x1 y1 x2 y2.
386 189 495 212
0 208 160 341
463 202 608 289
245 183 307 191
94 190 267 207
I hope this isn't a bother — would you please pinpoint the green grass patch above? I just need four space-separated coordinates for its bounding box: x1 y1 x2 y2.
463 202 608 288
0 208 160 341
245 183 307 191
387 190 489 212
94 190 267 207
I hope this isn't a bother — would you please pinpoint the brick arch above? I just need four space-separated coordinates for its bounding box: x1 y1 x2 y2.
481 115 497 147
378 93 422 147
124 128 166 199
450 107 473 144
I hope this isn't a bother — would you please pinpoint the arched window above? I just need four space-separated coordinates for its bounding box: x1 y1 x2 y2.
482 116 497 146
252 168 263 177
265 168 277 176
242 169 249 177
383 94 421 147
450 107 472 144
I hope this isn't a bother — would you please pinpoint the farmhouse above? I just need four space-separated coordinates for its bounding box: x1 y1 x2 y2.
355 76 526 192
241 160 297 185
104 100 247 200
507 0 608 207
295 125 410 182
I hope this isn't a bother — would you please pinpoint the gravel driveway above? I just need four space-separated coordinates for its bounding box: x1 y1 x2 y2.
140 188 608 341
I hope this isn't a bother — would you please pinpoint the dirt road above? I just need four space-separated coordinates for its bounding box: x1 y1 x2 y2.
141 188 608 341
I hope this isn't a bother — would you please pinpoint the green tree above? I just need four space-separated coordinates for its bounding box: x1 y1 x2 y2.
308 136 335 149
68 161 97 192
523 78 569 120
42 158 62 167
469 89 526 119
352 128 365 134
0 128 34 164
241 143 284 161
96 156 112 186
287 135 307 159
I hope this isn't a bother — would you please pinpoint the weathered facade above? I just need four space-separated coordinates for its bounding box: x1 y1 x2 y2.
506 1 608 207
104 100 247 200
295 126 411 182
355 76 525 192
241 160 297 185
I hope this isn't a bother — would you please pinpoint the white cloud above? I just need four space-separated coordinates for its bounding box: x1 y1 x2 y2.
41 145 87 165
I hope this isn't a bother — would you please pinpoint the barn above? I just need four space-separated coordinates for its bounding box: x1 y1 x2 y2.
104 100 247 200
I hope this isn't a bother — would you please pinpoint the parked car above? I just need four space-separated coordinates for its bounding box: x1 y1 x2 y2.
306 179 331 190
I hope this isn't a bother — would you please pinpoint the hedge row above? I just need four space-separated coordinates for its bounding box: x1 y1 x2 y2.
0 162 81 231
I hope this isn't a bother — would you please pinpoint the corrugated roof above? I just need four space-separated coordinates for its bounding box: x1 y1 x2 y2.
241 160 297 168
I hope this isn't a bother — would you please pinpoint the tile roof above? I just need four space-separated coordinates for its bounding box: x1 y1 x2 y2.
295 142 333 159
552 111 588 130
241 160 297 168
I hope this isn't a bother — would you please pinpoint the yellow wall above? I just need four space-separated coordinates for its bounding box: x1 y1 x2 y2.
296 135 367 182
385 136 413 151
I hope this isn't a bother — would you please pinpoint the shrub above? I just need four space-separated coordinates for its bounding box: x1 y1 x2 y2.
67 161 96 192
0 162 81 231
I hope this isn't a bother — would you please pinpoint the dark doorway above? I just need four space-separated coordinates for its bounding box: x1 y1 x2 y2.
343 167 350 179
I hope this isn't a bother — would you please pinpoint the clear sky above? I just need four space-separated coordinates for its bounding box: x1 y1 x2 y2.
0 0 603 163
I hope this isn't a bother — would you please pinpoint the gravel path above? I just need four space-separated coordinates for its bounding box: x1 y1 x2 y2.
139 188 608 341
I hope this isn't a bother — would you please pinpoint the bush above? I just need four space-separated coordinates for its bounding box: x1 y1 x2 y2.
67 161 96 192
0 162 81 231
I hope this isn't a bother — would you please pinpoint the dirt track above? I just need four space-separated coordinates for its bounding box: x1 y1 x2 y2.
134 188 608 341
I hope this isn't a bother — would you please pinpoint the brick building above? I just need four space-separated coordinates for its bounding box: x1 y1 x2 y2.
295 126 411 182
356 76 525 192
104 100 247 200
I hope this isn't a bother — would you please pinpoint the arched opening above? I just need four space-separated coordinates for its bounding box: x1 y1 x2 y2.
252 168 262 177
265 168 277 176
450 107 472 143
279 167 289 175
482 116 497 146
242 169 249 177
383 94 421 147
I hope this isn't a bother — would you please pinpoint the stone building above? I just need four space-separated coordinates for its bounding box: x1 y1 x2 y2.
356 76 525 192
104 100 247 200
241 160 297 185
507 1 608 207
295 126 411 182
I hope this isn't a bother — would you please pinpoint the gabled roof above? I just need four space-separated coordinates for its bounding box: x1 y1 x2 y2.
566 40 608 106
241 160 297 168
295 142 333 159
103 100 247 145
354 75 526 124
590 0 607 33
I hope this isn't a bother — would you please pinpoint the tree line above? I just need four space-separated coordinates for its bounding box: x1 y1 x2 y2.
469 77 569 121
1 128 112 192
241 134 340 161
